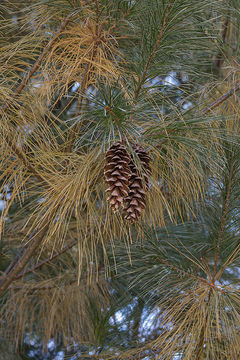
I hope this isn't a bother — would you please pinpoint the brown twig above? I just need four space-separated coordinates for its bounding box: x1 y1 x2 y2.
154 83 240 143
128 4 171 125
12 261 104 292
215 18 229 70
135 4 171 100
95 0 99 35
194 290 211 359
0 220 49 296
6 139 45 183
66 3 100 153
212 152 234 283
12 278 77 293
15 240 77 280
65 62 93 154
157 257 211 287
202 83 240 114
105 106 121 128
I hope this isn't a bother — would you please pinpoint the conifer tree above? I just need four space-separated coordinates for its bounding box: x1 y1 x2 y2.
0 0 240 359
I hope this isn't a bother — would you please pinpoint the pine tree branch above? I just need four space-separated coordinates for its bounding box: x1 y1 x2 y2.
157 257 211 286
134 3 171 100
2 14 72 113
105 106 121 128
95 0 99 34
215 243 240 281
12 279 77 293
215 18 229 70
66 3 100 153
15 239 77 280
152 83 240 144
12 261 104 292
0 220 49 296
202 83 240 114
212 151 234 283
0 15 76 295
194 290 211 359
1 13 73 183
132 299 144 342
5 140 45 183
65 63 93 154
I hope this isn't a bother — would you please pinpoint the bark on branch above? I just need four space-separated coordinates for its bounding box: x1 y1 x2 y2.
202 83 240 114
15 240 77 280
0 221 49 296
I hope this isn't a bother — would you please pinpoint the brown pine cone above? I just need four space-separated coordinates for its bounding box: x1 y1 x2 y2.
124 145 151 223
133 144 152 190
104 142 131 213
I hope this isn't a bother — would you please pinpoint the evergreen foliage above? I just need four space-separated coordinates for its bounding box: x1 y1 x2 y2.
0 0 240 359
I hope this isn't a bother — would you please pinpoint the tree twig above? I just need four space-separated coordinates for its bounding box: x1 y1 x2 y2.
15 239 77 280
0 220 49 296
212 151 234 283
66 3 100 153
6 139 45 183
215 18 229 70
95 0 99 35
65 62 93 154
12 279 77 293
12 261 104 292
202 83 240 114
194 290 211 359
157 257 211 287
135 3 171 99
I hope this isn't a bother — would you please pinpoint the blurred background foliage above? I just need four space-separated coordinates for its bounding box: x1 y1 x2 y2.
0 0 240 359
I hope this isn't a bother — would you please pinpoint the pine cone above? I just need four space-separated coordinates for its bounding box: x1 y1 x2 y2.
104 142 131 213
124 145 151 223
133 144 151 190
